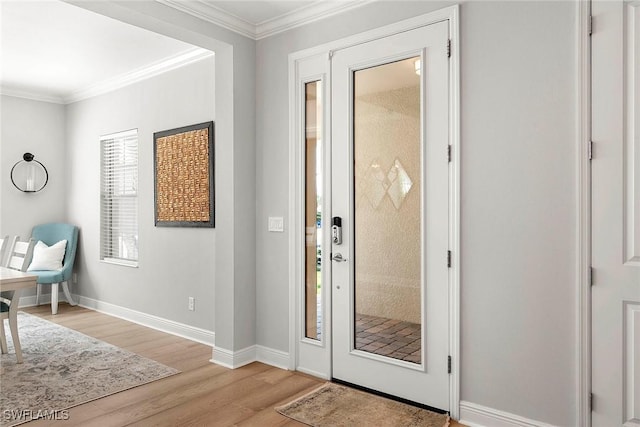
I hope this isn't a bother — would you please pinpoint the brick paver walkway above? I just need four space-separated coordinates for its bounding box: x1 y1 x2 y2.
355 313 422 363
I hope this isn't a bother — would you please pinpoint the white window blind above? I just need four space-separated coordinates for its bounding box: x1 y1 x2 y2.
100 129 139 266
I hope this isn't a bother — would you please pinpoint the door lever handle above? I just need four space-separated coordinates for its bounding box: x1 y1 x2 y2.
331 253 347 262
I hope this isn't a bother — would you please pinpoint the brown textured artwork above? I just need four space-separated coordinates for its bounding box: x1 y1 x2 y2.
154 122 214 227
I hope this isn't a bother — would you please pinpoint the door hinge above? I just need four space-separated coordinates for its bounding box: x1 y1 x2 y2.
447 39 451 58
447 145 452 163
448 355 452 374
589 266 594 287
588 140 593 161
589 15 593 36
589 392 593 410
328 50 334 60
447 250 452 268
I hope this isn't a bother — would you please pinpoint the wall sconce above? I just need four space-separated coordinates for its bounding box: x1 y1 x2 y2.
10 153 48 193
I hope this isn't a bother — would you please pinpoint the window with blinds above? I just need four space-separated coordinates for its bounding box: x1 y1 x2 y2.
100 129 139 267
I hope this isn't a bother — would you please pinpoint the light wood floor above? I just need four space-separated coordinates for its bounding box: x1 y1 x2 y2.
20 304 464 426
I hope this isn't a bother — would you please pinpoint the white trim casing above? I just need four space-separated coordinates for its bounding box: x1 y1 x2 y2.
448 5 461 418
576 1 592 426
624 1 640 266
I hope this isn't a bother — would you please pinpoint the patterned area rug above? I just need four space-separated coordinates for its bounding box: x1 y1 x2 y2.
0 312 180 427
276 383 450 427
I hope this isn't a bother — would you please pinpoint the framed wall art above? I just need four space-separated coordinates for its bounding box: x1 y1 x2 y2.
154 121 215 227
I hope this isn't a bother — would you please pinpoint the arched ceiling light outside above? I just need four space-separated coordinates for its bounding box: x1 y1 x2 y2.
11 153 48 193
414 59 421 76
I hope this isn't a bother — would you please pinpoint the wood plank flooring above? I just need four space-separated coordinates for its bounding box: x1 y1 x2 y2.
18 304 464 426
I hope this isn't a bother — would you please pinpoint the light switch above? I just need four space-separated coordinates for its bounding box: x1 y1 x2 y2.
268 216 284 232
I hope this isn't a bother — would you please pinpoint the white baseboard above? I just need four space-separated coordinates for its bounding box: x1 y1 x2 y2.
256 345 290 370
459 401 557 427
211 345 256 369
18 294 65 307
296 366 330 380
76 295 215 346
211 344 291 371
21 293 291 372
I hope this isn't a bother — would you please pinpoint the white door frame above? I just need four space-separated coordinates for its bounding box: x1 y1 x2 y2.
288 5 461 418
577 1 591 426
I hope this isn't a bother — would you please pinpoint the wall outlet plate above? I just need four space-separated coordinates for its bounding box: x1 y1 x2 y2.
188 297 195 311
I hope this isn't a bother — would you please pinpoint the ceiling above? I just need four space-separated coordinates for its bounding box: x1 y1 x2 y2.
0 1 210 104
0 0 367 104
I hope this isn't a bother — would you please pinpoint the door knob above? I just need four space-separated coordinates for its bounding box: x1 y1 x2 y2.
331 253 346 262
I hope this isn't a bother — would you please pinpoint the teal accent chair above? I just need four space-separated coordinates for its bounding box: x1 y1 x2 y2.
31 223 79 314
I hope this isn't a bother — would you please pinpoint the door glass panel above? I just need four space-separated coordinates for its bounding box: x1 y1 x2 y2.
305 81 323 340
353 58 422 363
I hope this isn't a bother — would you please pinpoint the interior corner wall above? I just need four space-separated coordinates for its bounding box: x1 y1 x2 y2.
256 1 577 426
63 0 258 353
65 57 216 331
0 95 67 243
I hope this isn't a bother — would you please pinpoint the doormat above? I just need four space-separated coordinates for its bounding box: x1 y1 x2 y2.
276 382 450 427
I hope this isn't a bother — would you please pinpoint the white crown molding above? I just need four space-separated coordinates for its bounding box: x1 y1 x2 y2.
64 47 214 104
2 47 213 105
156 0 374 40
0 86 65 104
256 0 375 40
156 0 256 39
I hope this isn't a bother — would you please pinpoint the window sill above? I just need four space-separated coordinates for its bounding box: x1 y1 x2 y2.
101 258 138 268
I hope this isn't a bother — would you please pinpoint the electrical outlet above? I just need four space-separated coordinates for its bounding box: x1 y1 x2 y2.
188 297 195 311
73 273 78 284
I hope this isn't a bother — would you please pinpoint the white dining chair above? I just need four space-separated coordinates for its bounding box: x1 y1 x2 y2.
0 238 35 360
6 239 34 272
0 235 17 267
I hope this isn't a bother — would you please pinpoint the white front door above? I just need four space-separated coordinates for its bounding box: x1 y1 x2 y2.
591 1 640 425
331 21 450 410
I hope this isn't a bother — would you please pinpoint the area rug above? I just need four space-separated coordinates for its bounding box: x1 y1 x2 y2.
276 383 450 427
0 312 180 427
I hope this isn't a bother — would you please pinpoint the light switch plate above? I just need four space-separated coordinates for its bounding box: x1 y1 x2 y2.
268 216 284 232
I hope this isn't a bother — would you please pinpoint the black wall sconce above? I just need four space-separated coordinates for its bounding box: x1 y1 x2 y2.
11 153 48 193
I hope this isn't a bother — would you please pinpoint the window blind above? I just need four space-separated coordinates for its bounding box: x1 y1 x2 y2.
100 129 139 266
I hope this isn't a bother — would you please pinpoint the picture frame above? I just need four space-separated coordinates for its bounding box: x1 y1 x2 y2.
153 121 215 227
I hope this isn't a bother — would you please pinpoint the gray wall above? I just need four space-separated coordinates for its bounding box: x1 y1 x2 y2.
1 1 581 424
255 1 577 425
70 0 257 352
0 95 67 242
65 57 216 330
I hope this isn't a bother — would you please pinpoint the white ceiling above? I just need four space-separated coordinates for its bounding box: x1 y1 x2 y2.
0 0 367 104
0 0 207 103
